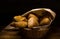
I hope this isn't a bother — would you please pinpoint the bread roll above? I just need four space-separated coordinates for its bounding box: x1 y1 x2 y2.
28 14 39 28
14 21 27 28
14 15 27 22
40 18 50 25
28 14 38 20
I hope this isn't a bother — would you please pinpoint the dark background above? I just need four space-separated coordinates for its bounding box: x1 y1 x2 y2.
0 0 60 31
0 0 60 39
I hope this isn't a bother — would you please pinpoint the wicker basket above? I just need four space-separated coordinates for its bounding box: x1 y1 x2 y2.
20 8 56 39
1 8 56 39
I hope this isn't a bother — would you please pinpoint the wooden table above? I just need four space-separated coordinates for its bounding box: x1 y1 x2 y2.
0 26 60 39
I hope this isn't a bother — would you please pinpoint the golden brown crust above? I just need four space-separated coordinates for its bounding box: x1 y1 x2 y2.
28 14 39 28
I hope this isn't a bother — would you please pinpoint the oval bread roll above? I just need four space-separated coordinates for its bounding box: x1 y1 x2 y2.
28 14 38 20
14 21 27 28
40 18 50 25
28 14 39 28
14 16 27 22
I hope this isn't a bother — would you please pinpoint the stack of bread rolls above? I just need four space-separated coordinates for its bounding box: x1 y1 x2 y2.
11 13 50 28
9 8 56 39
